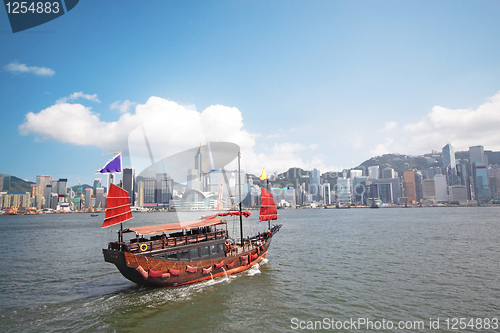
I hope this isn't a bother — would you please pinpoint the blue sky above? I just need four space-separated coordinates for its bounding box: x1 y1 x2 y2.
2 1 500 186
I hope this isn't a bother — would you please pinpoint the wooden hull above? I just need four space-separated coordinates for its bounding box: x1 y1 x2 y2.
103 238 273 288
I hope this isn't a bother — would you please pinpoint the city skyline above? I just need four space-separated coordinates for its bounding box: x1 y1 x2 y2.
2 2 500 186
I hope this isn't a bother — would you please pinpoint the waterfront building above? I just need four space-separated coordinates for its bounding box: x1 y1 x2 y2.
449 185 468 202
370 178 402 204
309 169 321 201
84 188 93 208
368 165 379 179
144 178 156 204
155 173 173 205
95 187 105 209
442 143 461 186
137 181 144 207
403 170 417 203
336 178 351 206
123 168 135 205
353 176 368 204
472 163 491 203
434 174 448 202
422 179 436 200
322 183 331 205
57 179 67 195
93 178 102 194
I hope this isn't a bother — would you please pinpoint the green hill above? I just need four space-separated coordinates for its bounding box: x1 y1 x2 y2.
8 176 35 192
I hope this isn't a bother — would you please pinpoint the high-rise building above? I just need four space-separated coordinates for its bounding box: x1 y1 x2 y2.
322 183 331 205
368 165 379 179
382 167 395 179
370 178 402 204
84 188 93 208
443 143 460 186
434 174 448 202
122 168 135 205
404 170 417 203
144 178 156 204
156 173 173 205
421 179 436 200
469 145 485 165
449 185 468 202
473 163 491 203
309 169 321 201
353 176 368 204
336 178 351 205
93 178 102 194
95 187 105 209
57 179 67 195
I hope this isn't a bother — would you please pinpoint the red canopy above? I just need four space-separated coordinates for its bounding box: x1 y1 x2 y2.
259 188 278 221
102 183 133 228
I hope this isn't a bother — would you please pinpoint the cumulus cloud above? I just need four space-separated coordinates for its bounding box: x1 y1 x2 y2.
369 138 395 157
384 121 397 130
110 100 136 113
19 95 327 175
57 91 100 104
404 91 500 152
5 61 55 76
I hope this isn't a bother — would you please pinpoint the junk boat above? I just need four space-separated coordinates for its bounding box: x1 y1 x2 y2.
102 154 281 287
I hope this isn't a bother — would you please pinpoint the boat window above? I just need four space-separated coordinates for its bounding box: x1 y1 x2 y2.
210 244 218 255
200 246 209 257
179 250 189 261
166 252 178 260
218 243 224 253
190 248 199 259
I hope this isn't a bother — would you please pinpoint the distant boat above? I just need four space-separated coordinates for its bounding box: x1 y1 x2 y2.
102 152 281 287
91 214 99 217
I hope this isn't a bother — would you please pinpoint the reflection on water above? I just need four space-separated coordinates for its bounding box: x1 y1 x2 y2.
1 207 499 332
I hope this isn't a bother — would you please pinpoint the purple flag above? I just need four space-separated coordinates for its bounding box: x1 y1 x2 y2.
96 153 122 174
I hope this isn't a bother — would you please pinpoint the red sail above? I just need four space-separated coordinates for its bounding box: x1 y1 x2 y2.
102 183 133 228
259 187 278 221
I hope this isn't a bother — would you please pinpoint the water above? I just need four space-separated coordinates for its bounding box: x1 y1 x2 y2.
1 208 499 332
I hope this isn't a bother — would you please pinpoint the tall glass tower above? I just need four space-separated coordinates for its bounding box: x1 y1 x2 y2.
442 144 460 186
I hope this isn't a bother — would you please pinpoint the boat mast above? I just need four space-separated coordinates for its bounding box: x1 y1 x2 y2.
238 151 244 245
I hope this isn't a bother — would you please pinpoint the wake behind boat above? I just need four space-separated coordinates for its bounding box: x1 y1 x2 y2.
102 153 281 287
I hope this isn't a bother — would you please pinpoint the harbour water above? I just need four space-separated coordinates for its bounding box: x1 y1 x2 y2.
1 207 499 332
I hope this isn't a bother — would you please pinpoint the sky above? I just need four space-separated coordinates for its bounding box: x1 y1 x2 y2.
1 1 500 186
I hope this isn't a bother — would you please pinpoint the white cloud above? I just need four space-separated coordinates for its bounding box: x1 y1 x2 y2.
404 91 500 152
369 138 395 157
57 91 100 104
19 95 328 175
349 131 363 148
5 61 55 76
384 121 397 130
110 100 136 113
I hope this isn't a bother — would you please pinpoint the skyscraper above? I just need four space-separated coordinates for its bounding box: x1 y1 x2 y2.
442 143 460 186
473 163 491 203
309 169 321 201
123 168 135 205
368 165 379 179
403 170 417 203
93 178 102 194
469 145 485 165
